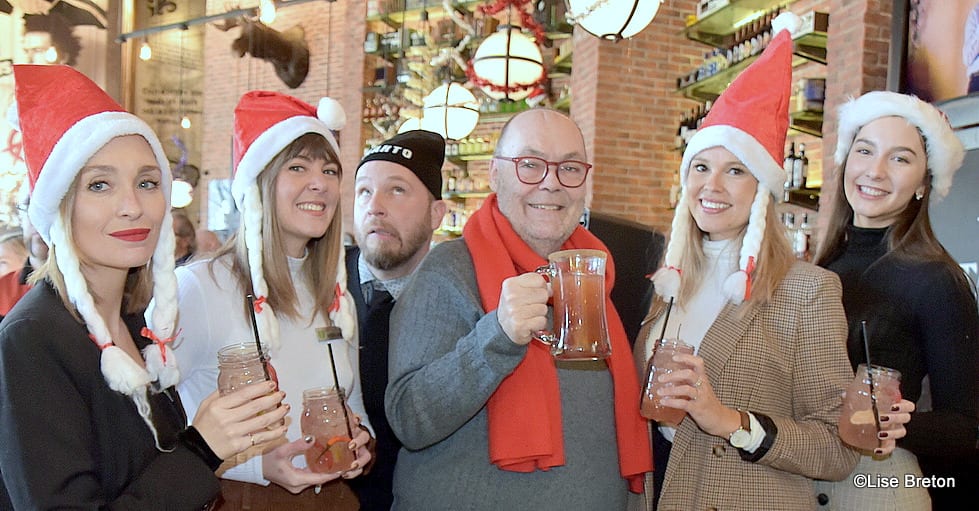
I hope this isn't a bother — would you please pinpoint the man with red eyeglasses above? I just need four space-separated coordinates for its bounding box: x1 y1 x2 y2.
384 109 652 510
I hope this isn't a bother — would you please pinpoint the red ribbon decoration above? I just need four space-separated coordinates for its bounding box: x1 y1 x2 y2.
743 256 757 301
88 333 113 351
141 327 180 363
645 265 683 280
328 283 343 313
3 130 24 165
252 295 267 313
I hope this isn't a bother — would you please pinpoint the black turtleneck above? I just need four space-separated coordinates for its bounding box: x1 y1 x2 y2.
823 225 978 475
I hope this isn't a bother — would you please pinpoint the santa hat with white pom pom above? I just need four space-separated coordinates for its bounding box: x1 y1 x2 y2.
653 11 801 305
10 64 179 448
230 91 356 351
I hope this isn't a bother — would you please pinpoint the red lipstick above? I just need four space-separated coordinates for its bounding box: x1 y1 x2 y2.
110 228 151 242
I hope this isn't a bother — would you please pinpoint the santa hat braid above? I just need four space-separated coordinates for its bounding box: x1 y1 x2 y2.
722 185 769 304
242 183 281 350
143 211 181 389
652 186 690 300
50 215 172 449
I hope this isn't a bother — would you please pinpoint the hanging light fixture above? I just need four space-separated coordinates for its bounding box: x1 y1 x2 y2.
397 117 422 134
178 26 190 129
567 0 662 41
470 25 544 101
43 46 58 63
467 0 546 101
171 179 194 208
139 40 152 61
259 0 277 25
421 82 479 140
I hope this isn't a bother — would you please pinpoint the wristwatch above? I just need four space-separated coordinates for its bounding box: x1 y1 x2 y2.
728 409 752 449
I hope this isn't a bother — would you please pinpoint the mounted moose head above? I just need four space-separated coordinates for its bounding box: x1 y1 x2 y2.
217 17 309 89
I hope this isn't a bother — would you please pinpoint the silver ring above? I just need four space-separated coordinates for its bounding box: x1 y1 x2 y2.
695 378 703 388
249 433 256 447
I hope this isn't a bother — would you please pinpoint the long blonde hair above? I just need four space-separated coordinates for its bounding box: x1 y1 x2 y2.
212 133 342 323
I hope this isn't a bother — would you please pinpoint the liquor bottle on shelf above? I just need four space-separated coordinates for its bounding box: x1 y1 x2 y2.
782 212 796 245
445 169 458 194
783 142 797 192
458 171 474 193
793 143 809 189
794 213 812 260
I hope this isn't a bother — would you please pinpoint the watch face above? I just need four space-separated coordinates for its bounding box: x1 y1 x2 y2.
730 429 752 448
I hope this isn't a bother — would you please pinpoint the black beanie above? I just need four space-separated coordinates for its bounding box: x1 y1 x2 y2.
357 130 446 199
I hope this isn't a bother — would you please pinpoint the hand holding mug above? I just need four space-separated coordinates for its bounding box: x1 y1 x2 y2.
192 381 289 460
497 272 549 346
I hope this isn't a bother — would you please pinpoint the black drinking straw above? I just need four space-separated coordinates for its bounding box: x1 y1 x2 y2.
246 294 271 381
658 297 676 342
326 343 355 439
861 320 882 448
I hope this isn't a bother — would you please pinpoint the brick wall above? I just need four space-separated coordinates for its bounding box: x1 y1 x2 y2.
199 0 365 232
571 0 702 236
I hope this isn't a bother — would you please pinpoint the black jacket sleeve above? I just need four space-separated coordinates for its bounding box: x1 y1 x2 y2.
0 309 220 510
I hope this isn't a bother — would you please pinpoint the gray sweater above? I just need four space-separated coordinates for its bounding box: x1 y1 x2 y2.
385 239 628 511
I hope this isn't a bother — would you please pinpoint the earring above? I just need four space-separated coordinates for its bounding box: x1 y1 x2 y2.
915 191 924 200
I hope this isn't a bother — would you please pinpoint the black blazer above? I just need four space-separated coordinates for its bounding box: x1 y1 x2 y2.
0 281 220 509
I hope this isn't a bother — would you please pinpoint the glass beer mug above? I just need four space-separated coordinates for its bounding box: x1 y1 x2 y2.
640 338 695 425
535 249 612 361
301 387 357 474
838 364 902 451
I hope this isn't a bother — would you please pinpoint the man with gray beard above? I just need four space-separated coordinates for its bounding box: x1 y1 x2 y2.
345 130 446 511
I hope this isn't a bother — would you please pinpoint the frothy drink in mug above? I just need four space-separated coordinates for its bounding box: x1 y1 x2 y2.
838 364 902 451
641 338 695 425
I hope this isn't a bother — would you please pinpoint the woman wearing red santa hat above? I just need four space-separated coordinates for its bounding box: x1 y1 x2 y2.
633 13 859 510
171 90 371 508
0 65 288 510
813 91 979 509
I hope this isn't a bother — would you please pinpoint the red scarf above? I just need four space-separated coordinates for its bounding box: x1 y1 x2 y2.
463 195 651 493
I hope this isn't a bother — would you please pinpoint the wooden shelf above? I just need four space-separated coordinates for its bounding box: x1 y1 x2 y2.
677 51 815 101
789 110 823 137
367 0 481 28
685 0 798 47
785 188 820 210
678 55 754 101
444 190 491 200
794 30 827 65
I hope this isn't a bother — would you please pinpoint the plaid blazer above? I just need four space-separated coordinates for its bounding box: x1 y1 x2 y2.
633 262 860 511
